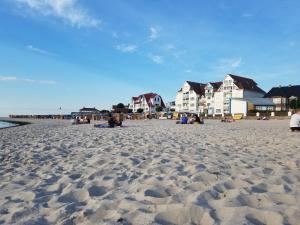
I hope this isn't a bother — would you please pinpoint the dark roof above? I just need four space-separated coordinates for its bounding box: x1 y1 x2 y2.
80 107 100 112
210 82 223 90
265 85 300 98
186 81 206 96
229 74 265 93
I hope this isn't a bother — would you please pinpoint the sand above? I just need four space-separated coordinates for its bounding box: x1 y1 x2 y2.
0 119 299 225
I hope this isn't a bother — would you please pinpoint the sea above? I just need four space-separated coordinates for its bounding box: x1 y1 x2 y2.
0 121 17 129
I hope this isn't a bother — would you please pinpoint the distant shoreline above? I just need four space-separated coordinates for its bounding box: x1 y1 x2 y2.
0 119 31 129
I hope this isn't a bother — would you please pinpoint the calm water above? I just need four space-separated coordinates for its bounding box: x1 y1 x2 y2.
0 121 17 129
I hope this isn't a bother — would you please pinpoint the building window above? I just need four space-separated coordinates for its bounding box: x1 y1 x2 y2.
255 106 274 111
190 104 195 107
190 97 195 101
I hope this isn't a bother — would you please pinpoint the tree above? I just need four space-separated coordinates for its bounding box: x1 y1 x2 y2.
289 98 300 110
156 106 163 112
137 108 144 113
116 103 125 109
100 110 110 114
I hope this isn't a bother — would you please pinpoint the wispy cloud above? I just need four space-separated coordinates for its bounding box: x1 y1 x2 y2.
289 41 296 47
0 75 57 84
230 58 242 68
26 45 55 56
242 13 253 18
165 44 176 50
0 76 17 81
21 78 57 84
149 26 159 40
184 69 192 73
149 54 163 64
14 0 101 28
214 57 242 75
115 44 138 53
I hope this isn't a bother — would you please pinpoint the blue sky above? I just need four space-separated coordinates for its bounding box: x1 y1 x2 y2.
0 0 299 116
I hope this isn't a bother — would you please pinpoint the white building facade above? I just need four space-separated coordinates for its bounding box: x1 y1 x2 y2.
129 93 165 113
175 74 266 116
214 74 265 115
175 81 206 113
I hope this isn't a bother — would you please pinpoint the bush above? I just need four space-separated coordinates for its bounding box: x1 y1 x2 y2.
137 108 144 113
116 103 125 109
156 106 163 112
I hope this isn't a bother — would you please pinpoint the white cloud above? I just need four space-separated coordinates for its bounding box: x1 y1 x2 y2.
115 44 137 53
14 0 101 28
214 57 242 74
149 54 163 64
184 70 192 73
38 80 57 84
149 26 159 40
0 75 56 84
289 41 296 47
21 78 57 84
230 58 242 68
0 76 17 81
26 45 55 56
242 13 253 18
165 44 176 50
112 31 118 38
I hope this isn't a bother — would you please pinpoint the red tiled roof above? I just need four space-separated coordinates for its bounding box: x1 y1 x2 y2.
132 93 165 108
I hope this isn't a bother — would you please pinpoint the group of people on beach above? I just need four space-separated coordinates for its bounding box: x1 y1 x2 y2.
94 113 123 128
72 108 300 132
176 114 204 125
72 116 90 125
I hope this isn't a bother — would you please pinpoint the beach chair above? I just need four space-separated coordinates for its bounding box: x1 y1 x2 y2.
233 114 243 120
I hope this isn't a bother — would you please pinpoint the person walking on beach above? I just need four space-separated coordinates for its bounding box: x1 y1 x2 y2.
290 109 300 132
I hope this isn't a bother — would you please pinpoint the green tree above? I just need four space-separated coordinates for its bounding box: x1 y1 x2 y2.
116 103 125 108
137 108 144 113
156 106 163 112
289 98 300 109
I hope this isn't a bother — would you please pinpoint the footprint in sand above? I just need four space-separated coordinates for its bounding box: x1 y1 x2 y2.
144 187 172 198
88 185 107 197
155 206 215 225
69 173 82 180
58 189 89 203
245 211 283 225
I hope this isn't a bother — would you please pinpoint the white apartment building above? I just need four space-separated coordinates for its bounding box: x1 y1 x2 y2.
175 74 266 115
129 93 165 113
204 82 223 115
175 81 206 113
214 74 265 115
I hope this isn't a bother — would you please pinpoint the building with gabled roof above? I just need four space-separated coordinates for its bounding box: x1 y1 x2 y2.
175 81 206 113
214 74 266 115
79 107 100 113
265 85 300 111
129 93 166 113
175 74 266 115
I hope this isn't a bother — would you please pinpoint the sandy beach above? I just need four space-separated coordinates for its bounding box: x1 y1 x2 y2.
0 119 299 225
